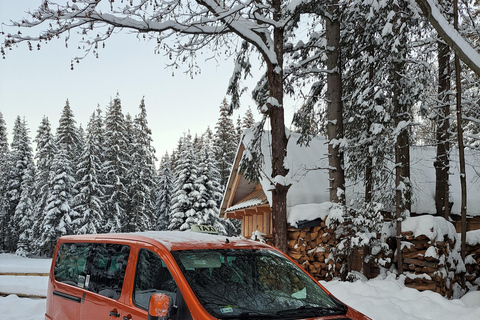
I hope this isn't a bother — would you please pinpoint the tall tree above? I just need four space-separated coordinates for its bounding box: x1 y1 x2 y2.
32 117 57 252
326 0 345 205
56 100 82 165
4 117 34 252
214 98 238 190
168 133 199 231
0 113 9 251
156 152 173 231
39 148 76 256
72 111 105 235
103 95 130 233
434 0 452 219
196 132 224 227
14 161 36 256
242 107 256 130
392 1 414 275
128 98 158 232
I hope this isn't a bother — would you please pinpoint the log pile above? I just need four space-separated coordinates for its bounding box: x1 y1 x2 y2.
401 231 457 297
287 222 339 280
465 242 480 289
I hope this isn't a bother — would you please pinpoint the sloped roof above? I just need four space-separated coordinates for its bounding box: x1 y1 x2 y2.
226 188 268 212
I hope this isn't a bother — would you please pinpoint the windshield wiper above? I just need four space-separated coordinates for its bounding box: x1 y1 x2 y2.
218 311 275 319
275 305 346 317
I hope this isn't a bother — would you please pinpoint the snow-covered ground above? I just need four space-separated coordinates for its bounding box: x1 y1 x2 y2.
0 253 479 320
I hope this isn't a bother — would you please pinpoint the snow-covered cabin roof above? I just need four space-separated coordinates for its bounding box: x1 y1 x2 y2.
220 129 480 220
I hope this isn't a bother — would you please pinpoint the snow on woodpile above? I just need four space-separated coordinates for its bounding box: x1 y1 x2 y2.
465 229 480 291
401 216 465 297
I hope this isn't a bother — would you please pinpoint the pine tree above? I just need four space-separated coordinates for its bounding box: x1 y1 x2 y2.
168 133 199 231
213 98 237 190
0 113 9 251
242 107 255 130
39 148 76 256
195 133 223 226
127 98 158 232
31 117 57 253
5 117 34 252
15 161 35 256
156 152 173 231
72 111 105 234
103 95 130 233
56 100 82 166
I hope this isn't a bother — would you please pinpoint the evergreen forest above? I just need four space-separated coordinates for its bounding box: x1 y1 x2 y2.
0 97 256 257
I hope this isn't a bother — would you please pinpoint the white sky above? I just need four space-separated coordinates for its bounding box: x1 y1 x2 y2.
0 0 295 159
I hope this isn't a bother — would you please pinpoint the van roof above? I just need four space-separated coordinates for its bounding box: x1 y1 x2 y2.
59 231 273 251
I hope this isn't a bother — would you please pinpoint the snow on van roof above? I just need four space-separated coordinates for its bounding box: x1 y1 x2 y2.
132 230 271 251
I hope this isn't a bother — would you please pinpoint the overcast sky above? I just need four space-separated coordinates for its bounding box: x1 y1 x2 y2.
0 0 288 159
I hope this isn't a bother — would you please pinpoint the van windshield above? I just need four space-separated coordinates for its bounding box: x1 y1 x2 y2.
171 249 346 319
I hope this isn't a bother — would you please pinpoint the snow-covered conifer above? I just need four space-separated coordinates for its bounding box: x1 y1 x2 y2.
14 161 36 256
31 117 57 252
156 152 173 231
127 98 158 232
103 95 130 233
0 113 9 251
168 133 199 231
213 98 237 190
4 117 34 252
39 148 77 256
56 100 82 166
72 111 106 235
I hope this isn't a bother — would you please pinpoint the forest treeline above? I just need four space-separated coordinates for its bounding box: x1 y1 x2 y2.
0 96 255 257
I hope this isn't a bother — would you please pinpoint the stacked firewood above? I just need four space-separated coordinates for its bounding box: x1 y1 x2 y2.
465 240 480 289
401 231 456 297
287 222 339 280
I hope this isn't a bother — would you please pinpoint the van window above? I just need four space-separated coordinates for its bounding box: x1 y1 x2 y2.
89 243 130 300
54 243 91 287
54 242 130 300
133 249 178 309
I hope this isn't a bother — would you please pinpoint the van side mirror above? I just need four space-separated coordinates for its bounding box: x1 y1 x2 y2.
148 293 172 320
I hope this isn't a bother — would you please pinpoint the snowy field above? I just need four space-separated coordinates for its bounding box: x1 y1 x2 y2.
0 253 479 320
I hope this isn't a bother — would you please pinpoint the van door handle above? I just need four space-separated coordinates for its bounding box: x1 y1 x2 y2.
109 310 120 317
123 315 132 320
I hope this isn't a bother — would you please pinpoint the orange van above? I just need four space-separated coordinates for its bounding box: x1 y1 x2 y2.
45 228 371 320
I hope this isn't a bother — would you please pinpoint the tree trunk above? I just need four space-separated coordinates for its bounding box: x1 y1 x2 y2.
268 0 289 253
435 38 451 219
365 46 375 203
454 0 467 289
393 6 411 275
326 0 345 205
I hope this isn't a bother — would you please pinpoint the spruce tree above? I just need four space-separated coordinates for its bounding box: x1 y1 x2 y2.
72 111 105 234
5 117 34 252
213 98 237 190
56 100 82 166
156 152 173 231
15 161 35 256
0 113 9 251
168 133 199 231
127 98 158 232
32 117 57 253
195 132 223 226
242 107 255 130
39 148 76 256
103 95 130 233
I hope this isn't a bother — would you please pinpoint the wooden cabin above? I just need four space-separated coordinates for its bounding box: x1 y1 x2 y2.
220 130 480 238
